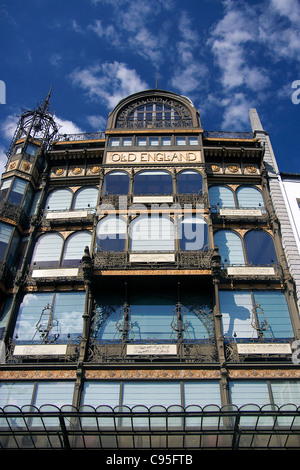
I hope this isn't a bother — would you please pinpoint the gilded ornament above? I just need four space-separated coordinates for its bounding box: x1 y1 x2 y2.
246 166 257 173
72 167 83 175
227 165 238 173
210 164 220 172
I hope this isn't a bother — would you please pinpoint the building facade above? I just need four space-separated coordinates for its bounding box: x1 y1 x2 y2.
0 89 299 450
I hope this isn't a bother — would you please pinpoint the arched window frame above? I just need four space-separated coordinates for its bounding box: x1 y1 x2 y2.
213 229 245 266
129 214 175 252
44 188 74 212
96 215 127 252
133 170 173 196
208 184 265 210
243 229 277 266
178 215 209 251
102 171 130 195
72 186 98 210
61 231 92 267
177 170 203 195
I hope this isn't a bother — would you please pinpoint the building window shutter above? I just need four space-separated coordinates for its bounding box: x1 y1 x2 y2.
236 186 264 208
45 189 73 211
31 233 63 267
73 187 98 210
208 186 235 209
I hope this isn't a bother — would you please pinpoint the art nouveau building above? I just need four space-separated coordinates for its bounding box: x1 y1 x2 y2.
0 89 299 450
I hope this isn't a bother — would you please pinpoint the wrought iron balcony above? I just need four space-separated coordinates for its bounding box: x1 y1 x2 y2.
0 199 29 228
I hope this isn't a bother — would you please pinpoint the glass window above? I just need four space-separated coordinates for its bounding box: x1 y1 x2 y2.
149 137 159 146
0 222 13 261
8 178 27 205
188 136 198 145
161 136 171 145
244 230 277 265
179 216 208 251
61 231 92 267
229 381 270 408
0 179 12 200
176 136 186 145
0 382 35 407
13 144 23 155
31 232 63 267
236 186 265 208
96 216 127 252
130 215 174 251
73 187 98 210
6 229 20 267
123 382 181 408
0 297 12 340
137 137 147 146
103 171 129 195
45 189 73 211
25 143 38 156
208 186 235 209
220 290 294 340
29 190 41 216
110 138 119 146
177 170 202 194
183 382 221 407
14 291 85 343
122 137 132 146
82 382 121 408
214 230 245 266
134 171 172 195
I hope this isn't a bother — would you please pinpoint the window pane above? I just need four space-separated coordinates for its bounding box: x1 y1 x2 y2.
188 137 198 145
14 293 54 342
229 381 270 407
179 216 208 251
0 222 13 261
34 382 74 407
45 189 72 211
96 216 127 251
122 138 132 146
176 137 186 145
149 137 159 146
137 137 147 146
73 187 98 209
134 171 172 195
183 382 221 407
214 230 245 266
219 291 256 339
161 137 171 145
0 178 12 200
123 382 181 408
130 215 174 251
244 230 277 265
110 138 119 146
8 178 27 205
253 291 293 339
53 292 85 341
103 171 129 195
62 232 92 267
25 143 38 156
270 381 300 406
177 170 202 194
82 382 121 408
209 186 235 209
236 186 264 208
93 291 125 341
31 233 63 267
0 382 35 407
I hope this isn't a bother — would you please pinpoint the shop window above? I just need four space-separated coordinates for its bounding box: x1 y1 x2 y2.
45 188 73 211
96 216 127 252
73 187 98 210
177 170 202 194
31 232 63 267
130 215 174 252
103 171 130 195
244 230 277 265
236 186 265 208
14 291 86 343
179 216 208 251
219 290 294 340
208 186 235 209
0 222 13 261
213 230 245 266
0 381 75 408
8 178 27 205
134 171 172 195
61 231 92 267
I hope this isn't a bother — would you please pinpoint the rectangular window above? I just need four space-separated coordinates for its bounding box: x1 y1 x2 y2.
110 138 120 147
25 143 38 156
188 137 198 145
0 222 13 261
149 137 159 146
8 178 27 205
161 137 171 146
122 137 132 146
176 137 186 145
0 179 12 200
137 137 147 146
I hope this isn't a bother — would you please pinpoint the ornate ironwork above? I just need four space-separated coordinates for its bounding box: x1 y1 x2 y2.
0 199 29 228
54 131 105 143
203 130 255 140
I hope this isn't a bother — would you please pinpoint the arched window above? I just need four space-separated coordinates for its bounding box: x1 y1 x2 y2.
214 230 245 266
103 171 130 195
208 186 235 209
130 215 174 251
31 233 63 267
73 187 98 210
96 216 127 252
236 186 264 208
244 230 277 265
134 171 172 195
177 170 202 194
45 189 73 211
179 216 208 251
61 231 92 267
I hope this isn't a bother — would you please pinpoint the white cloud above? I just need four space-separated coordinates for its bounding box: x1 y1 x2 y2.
221 92 252 129
54 117 83 135
86 115 107 130
70 62 148 109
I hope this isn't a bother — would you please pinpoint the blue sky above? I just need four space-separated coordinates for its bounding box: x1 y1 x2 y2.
0 0 300 175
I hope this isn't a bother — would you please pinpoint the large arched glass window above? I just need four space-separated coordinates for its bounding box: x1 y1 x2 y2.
73 187 98 210
31 233 63 267
177 170 202 194
214 230 245 266
244 230 277 265
130 215 174 251
134 171 172 195
236 186 264 208
103 171 130 195
179 216 208 251
208 186 235 209
61 231 92 267
96 216 127 252
45 189 73 211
